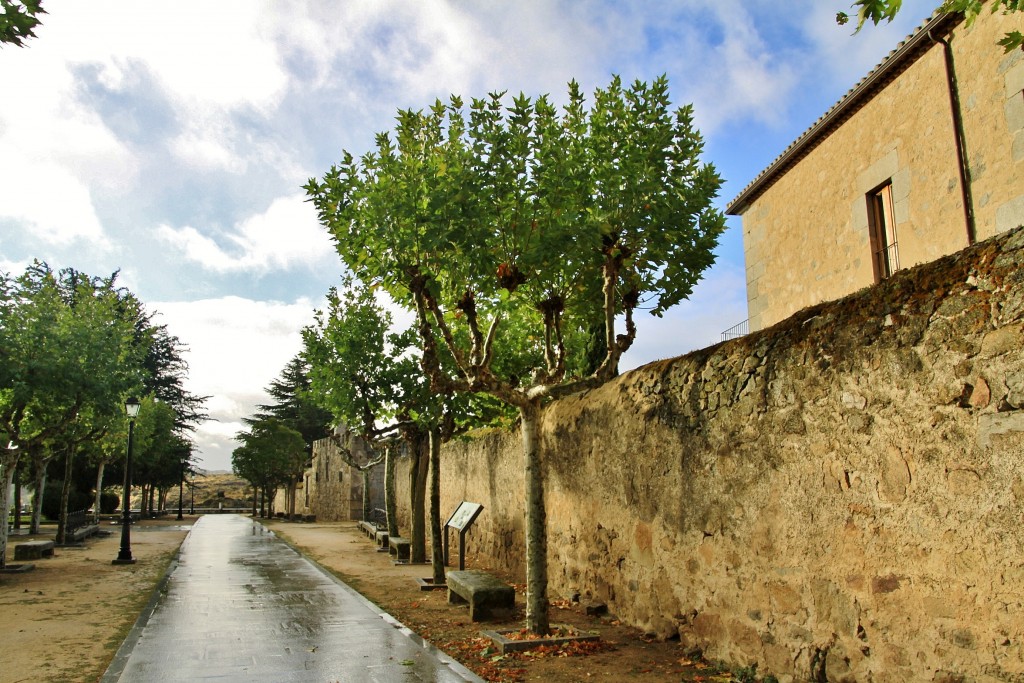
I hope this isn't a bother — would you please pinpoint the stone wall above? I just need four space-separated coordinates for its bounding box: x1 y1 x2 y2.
306 435 384 521
395 227 1024 682
737 9 1024 332
274 435 384 521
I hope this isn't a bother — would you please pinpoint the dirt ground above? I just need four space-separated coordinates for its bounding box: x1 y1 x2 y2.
0 516 755 683
267 520 748 683
0 517 189 683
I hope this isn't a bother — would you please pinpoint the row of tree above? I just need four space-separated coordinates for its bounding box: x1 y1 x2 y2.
229 4 1024 638
1 262 206 568
300 75 724 636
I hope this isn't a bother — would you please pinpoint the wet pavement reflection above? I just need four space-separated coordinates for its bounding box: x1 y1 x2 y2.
103 514 482 682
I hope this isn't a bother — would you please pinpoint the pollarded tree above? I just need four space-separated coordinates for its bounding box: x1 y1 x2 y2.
303 278 431 557
303 276 515 582
306 75 725 633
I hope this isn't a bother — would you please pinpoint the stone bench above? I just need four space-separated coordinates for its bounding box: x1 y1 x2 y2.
388 536 411 562
357 520 377 538
67 524 99 543
15 540 55 561
446 569 515 621
374 529 390 549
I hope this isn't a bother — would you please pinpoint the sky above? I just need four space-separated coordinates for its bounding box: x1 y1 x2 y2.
0 0 939 471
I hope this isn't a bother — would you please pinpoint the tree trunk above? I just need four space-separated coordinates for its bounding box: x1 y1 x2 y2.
56 446 74 545
428 426 445 585
410 432 429 563
384 445 399 537
522 402 549 635
93 462 106 524
0 459 17 570
250 486 257 517
14 460 23 530
30 452 47 534
362 469 371 522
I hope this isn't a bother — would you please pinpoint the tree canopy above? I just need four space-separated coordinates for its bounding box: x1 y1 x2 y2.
307 75 725 633
0 0 44 47
838 0 1023 52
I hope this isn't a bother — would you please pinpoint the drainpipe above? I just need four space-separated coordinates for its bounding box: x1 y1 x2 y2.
930 29 977 246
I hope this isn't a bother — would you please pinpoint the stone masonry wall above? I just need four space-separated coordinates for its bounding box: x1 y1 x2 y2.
396 227 1024 682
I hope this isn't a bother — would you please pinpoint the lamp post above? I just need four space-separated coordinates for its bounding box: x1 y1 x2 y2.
113 397 141 565
176 455 186 521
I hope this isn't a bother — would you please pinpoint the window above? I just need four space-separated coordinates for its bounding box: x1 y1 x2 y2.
867 181 900 282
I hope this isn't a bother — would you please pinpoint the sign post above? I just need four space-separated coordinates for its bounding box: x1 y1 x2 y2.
444 501 484 571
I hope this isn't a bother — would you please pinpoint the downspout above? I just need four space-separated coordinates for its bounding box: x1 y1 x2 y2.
930 29 977 246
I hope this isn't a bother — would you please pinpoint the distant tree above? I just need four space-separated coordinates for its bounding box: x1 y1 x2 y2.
0 0 45 47
139 317 209 434
233 419 306 519
306 76 725 633
245 354 332 459
837 0 1023 52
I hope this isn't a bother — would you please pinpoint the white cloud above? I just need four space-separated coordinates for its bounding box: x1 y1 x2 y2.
152 295 321 470
158 194 336 274
43 1 288 111
0 163 107 246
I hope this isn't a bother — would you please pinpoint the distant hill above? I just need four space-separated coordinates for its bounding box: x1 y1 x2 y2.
175 471 254 510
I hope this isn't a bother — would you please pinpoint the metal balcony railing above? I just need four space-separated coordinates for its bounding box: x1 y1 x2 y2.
721 319 749 342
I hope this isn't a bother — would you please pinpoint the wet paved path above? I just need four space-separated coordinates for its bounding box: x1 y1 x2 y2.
103 514 482 683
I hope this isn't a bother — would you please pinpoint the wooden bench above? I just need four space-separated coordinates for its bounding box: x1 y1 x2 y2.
446 569 515 621
15 540 55 561
388 536 411 562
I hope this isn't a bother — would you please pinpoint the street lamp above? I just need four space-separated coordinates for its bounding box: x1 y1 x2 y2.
113 397 141 565
176 454 187 521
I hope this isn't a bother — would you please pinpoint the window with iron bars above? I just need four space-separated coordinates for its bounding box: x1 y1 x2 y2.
867 181 900 282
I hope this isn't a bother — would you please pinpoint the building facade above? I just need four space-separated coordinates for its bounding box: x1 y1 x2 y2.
273 432 384 521
728 9 1024 332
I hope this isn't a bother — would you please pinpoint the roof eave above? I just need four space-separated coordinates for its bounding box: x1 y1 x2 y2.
725 12 962 216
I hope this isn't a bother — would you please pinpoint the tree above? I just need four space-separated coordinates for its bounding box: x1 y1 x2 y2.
837 0 1023 52
306 76 725 633
303 277 511 579
0 264 149 564
303 278 432 559
233 418 306 519
0 0 45 47
245 354 332 461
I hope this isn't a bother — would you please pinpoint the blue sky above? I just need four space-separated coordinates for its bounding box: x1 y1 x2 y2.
0 0 938 471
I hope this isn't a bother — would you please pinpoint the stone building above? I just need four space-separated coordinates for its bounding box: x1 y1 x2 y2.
727 9 1024 332
274 431 384 521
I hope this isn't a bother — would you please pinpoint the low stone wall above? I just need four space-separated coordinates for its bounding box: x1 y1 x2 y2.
396 226 1024 682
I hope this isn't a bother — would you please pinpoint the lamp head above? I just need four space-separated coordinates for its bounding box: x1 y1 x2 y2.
125 397 141 418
